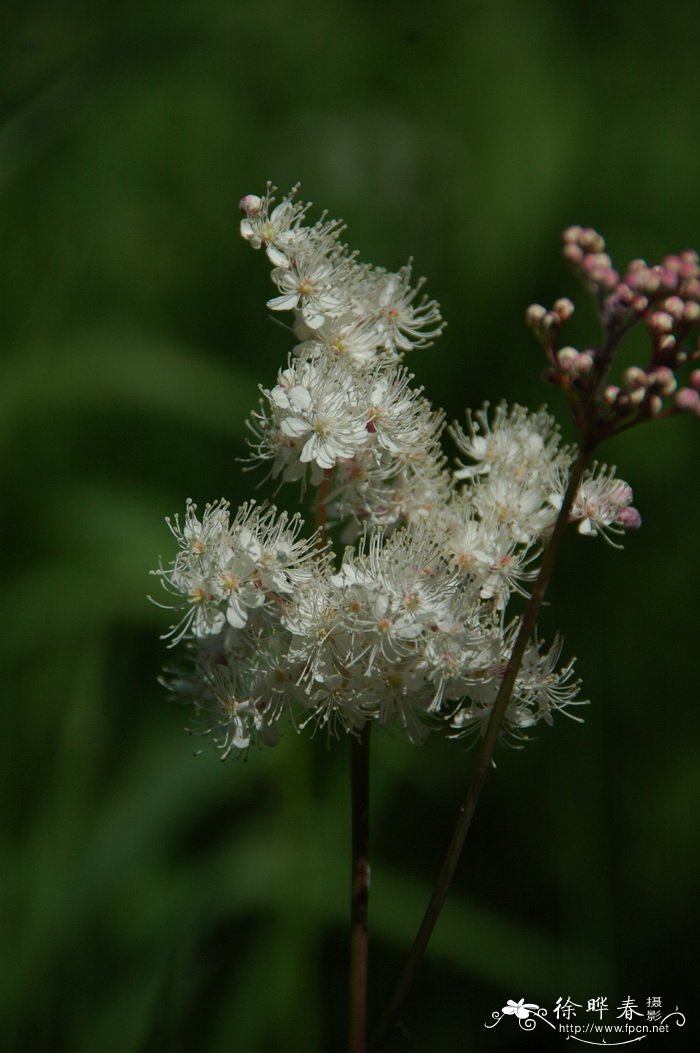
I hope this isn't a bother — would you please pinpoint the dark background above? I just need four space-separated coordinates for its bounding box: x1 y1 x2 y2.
1 2 698 1050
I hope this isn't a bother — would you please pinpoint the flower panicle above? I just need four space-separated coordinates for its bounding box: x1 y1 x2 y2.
153 190 695 759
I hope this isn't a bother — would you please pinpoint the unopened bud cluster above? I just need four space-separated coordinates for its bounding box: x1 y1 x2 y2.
153 188 652 758
528 227 700 431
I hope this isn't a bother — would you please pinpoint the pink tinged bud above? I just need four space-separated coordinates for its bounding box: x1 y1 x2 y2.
658 335 676 352
689 369 700 390
632 294 649 313
563 243 584 265
553 297 575 321
675 387 700 412
627 258 648 273
616 506 642 530
648 395 663 416
652 366 676 395
580 227 606 253
563 225 583 242
576 351 594 375
526 303 547 326
683 278 700 300
628 386 646 406
604 385 620 405
239 194 263 215
663 296 684 320
650 311 674 334
624 366 647 389
557 346 579 372
641 272 661 295
683 301 700 323
659 268 679 292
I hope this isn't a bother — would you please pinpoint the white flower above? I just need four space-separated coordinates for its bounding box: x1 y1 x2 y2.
153 500 320 642
258 358 370 473
452 403 565 485
550 463 641 547
239 184 309 262
368 264 445 352
268 251 345 330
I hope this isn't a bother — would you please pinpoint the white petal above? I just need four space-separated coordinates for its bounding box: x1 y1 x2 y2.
267 292 300 312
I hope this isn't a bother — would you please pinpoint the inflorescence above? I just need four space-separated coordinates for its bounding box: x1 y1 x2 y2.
151 188 695 759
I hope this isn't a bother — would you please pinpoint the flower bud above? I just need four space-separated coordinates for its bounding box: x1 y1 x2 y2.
615 506 642 530
557 346 579 372
649 311 674 334
526 304 547 327
575 351 594 375
652 366 676 395
623 366 647 390
239 194 263 216
675 387 700 412
563 243 584 265
663 296 684 320
553 297 575 321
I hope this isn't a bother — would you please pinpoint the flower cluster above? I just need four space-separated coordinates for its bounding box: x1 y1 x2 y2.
529 226 700 430
153 187 647 757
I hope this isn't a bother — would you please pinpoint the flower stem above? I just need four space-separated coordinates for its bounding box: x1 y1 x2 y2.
315 469 333 550
370 440 593 1049
349 721 372 1053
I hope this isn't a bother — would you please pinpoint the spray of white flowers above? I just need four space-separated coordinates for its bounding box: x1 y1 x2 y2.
152 187 699 1052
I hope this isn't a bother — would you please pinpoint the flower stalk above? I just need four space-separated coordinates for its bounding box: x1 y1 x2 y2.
349 722 372 1053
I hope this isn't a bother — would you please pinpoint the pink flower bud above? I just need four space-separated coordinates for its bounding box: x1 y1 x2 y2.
675 387 700 412
604 385 620 405
576 352 594 375
689 369 700 390
616 506 642 530
653 366 676 395
663 296 684 320
553 297 575 321
563 243 584 265
579 228 605 253
557 347 579 372
623 366 647 389
526 304 547 326
239 194 263 215
649 311 674 334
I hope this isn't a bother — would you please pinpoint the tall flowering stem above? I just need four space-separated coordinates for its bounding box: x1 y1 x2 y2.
370 440 593 1050
153 190 699 1051
349 723 372 1053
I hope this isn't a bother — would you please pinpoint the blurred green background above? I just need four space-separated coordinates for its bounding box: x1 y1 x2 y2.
2 1 699 1050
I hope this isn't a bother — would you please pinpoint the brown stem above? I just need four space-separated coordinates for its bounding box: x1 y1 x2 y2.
349 722 372 1053
370 440 593 1050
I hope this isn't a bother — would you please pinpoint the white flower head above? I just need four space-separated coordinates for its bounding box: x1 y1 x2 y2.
551 462 641 547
